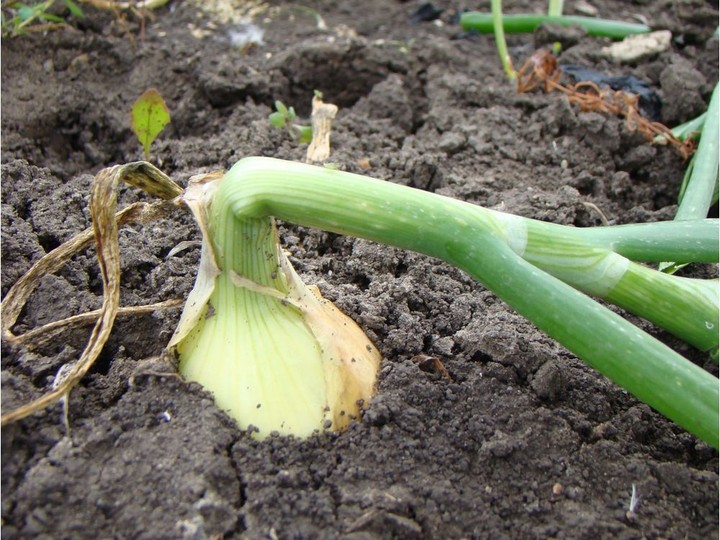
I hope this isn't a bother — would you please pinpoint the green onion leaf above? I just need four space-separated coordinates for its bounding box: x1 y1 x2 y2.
460 12 650 39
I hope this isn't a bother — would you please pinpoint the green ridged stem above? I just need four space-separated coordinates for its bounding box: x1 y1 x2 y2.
490 0 516 80
217 157 719 447
606 264 718 352
547 0 564 17
547 0 565 52
671 112 706 141
460 12 650 39
655 113 705 147
520 222 718 352
560 219 718 263
676 83 719 219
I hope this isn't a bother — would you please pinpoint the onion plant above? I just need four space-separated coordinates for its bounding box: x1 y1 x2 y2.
169 173 380 438
171 157 718 446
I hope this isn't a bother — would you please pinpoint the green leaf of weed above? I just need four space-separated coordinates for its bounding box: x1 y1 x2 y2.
38 12 65 23
131 88 171 160
274 100 289 117
17 6 35 21
268 111 286 129
64 0 85 18
296 125 313 143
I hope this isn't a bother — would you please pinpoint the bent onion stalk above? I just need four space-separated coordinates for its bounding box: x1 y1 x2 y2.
179 157 718 446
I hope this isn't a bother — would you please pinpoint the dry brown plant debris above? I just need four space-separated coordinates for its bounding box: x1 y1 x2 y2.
516 49 696 160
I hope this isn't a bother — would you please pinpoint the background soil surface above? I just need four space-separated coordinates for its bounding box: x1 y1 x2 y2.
2 0 718 538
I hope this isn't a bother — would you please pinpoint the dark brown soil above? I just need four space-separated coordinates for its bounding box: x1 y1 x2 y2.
2 1 718 538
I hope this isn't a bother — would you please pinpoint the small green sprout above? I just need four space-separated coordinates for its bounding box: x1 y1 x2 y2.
489 0 516 79
1 0 84 36
626 484 640 520
655 112 706 147
130 88 171 161
268 100 313 143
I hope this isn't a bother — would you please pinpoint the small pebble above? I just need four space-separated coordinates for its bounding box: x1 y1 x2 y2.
438 132 466 154
573 0 598 16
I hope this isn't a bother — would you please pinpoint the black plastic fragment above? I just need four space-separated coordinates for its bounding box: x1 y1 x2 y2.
410 2 443 23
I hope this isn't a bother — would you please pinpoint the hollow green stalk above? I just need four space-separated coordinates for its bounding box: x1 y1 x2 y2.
460 12 650 39
661 84 719 275
565 219 718 262
547 0 564 17
655 113 705 149
218 157 719 447
676 83 719 219
547 0 564 52
491 0 516 80
520 220 718 353
671 112 706 141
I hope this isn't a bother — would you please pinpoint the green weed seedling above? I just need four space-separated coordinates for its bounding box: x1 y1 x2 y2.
131 88 171 161
268 100 313 143
2 0 84 36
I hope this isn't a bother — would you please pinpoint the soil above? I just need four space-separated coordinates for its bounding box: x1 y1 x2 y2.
1 0 718 538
